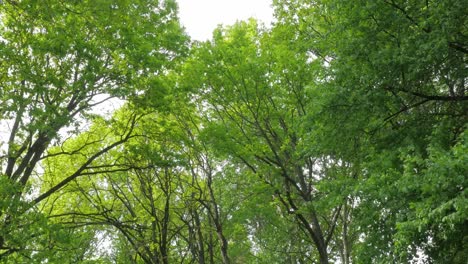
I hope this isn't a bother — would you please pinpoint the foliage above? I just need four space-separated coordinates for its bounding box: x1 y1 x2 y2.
0 0 187 261
273 0 467 262
1 0 466 263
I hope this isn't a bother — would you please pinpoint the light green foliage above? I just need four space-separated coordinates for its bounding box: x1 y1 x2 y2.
41 108 193 263
0 0 187 261
182 19 353 263
1 0 465 262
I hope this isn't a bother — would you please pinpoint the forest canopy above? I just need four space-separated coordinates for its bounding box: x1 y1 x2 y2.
0 0 466 263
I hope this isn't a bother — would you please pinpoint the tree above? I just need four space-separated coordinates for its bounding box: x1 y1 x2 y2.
2 0 465 262
273 0 467 262
0 0 186 260
181 19 355 263
42 110 194 264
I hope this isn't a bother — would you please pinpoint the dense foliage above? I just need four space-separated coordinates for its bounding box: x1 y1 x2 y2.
0 0 466 263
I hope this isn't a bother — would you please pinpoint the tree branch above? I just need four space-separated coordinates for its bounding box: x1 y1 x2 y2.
31 114 139 206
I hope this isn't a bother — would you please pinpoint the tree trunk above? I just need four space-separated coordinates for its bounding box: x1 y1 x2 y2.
342 203 350 264
207 180 230 264
194 208 206 264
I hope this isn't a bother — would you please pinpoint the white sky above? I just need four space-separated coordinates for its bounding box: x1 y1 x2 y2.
177 0 274 41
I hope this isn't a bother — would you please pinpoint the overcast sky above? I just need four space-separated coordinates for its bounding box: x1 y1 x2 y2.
177 0 274 41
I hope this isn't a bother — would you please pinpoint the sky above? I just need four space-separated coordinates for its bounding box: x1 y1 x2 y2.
177 0 274 41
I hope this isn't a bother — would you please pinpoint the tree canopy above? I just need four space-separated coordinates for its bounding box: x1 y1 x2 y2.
0 0 466 263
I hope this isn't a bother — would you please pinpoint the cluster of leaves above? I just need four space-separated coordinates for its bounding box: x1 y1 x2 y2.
273 0 467 262
0 0 466 263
